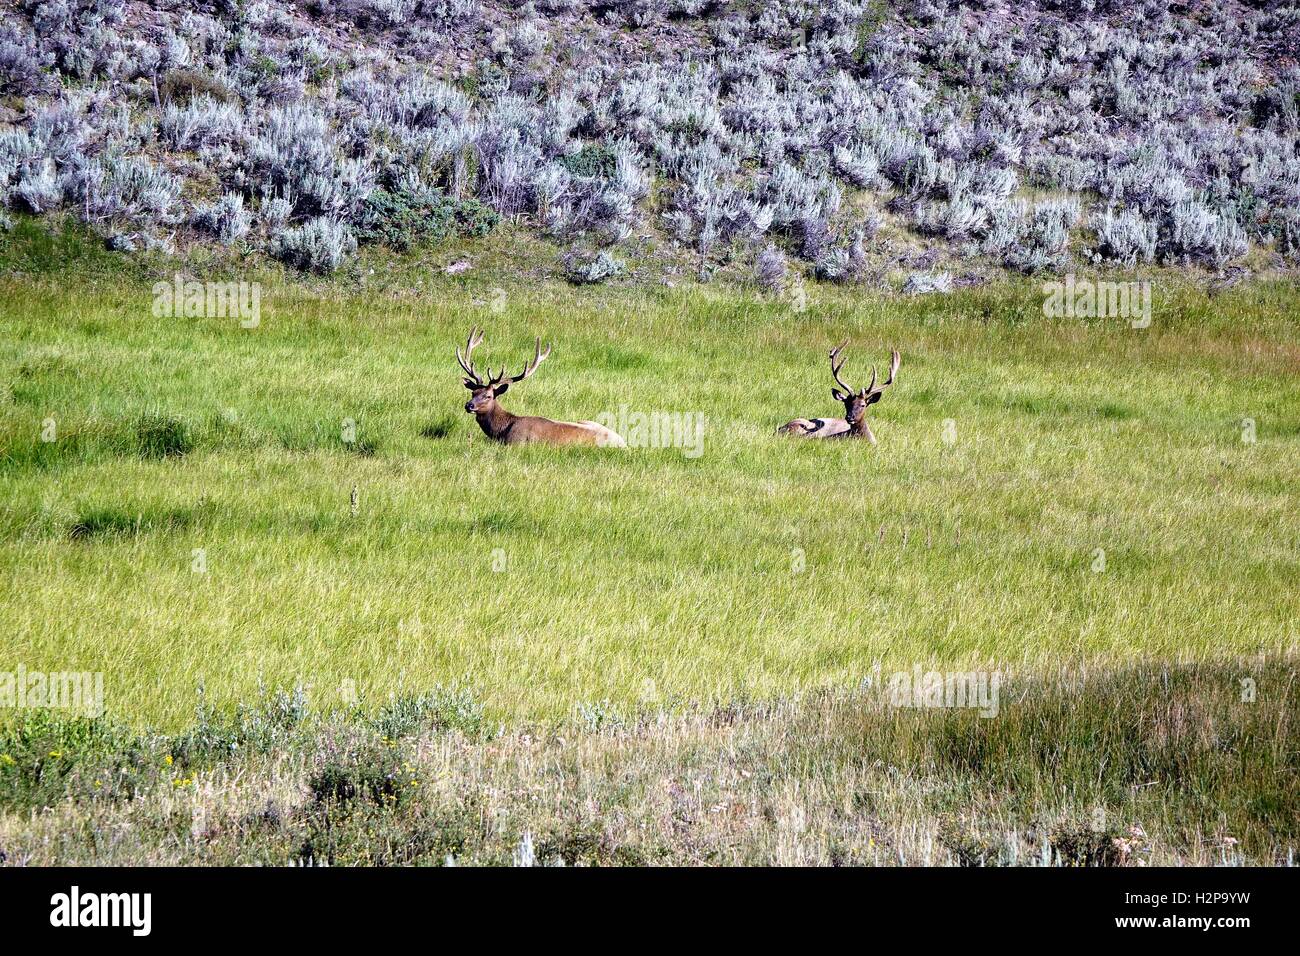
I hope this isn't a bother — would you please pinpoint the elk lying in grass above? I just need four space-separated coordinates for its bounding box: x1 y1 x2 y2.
457 328 626 448
778 342 900 443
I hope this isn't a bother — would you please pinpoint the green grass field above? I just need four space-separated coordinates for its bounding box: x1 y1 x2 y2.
1 227 1298 730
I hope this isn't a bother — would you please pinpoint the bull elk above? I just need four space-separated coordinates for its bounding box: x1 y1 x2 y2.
778 342 900 443
457 328 626 448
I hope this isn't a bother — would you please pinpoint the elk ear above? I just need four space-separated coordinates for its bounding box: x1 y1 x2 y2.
831 388 847 402
463 378 479 390
493 381 510 396
864 389 884 406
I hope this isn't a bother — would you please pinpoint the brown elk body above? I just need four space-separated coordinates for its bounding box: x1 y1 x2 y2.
778 343 900 443
457 328 626 448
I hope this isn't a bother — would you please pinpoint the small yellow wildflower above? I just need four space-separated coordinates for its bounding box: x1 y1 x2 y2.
48 750 62 758
0 754 15 766
164 754 174 766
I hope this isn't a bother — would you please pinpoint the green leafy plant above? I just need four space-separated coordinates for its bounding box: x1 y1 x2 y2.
0 711 157 811
354 185 498 252
559 145 618 180
370 685 488 740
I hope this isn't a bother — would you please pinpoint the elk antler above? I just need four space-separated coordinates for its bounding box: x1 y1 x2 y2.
491 337 551 387
864 348 900 402
457 327 487 386
828 340 856 394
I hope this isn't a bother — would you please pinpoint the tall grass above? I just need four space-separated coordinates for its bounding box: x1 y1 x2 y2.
0 659 1293 865
0 232 1298 731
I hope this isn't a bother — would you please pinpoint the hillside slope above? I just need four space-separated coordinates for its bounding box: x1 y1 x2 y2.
1 0 1298 283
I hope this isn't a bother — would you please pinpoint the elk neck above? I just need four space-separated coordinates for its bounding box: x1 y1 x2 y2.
847 414 877 443
475 401 517 441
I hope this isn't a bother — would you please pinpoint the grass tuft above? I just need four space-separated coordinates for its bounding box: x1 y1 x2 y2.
134 414 194 459
418 416 457 440
67 504 200 541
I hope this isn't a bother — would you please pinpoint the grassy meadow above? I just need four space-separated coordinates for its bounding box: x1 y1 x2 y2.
1 222 1298 864
1 224 1298 732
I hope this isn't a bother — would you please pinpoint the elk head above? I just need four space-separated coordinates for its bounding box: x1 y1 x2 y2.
828 341 900 440
457 326 551 416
